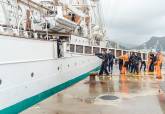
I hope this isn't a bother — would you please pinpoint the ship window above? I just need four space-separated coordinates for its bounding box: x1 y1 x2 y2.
70 44 75 52
76 45 83 53
109 49 115 55
116 50 122 57
138 53 142 57
123 51 127 55
93 47 100 54
143 53 146 60
96 41 100 45
85 46 92 54
66 44 70 52
101 48 107 52
130 52 134 55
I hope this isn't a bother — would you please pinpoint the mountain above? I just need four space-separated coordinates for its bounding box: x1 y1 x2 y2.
133 36 165 51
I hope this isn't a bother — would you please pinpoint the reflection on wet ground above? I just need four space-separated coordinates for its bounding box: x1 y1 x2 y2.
22 67 165 114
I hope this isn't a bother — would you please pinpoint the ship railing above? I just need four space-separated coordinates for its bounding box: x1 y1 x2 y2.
0 25 58 41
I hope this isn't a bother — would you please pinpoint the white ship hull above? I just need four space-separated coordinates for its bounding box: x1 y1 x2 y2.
0 35 101 113
0 0 149 113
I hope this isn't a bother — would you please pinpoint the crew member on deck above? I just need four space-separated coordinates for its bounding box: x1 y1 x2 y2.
57 37 62 58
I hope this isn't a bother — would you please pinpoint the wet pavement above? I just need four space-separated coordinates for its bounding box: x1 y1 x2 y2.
21 66 165 114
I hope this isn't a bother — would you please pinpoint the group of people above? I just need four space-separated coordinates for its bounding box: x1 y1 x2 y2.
147 51 163 78
96 50 115 76
96 49 163 78
118 52 145 74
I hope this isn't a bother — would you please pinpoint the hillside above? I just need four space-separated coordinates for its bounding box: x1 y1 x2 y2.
134 36 165 51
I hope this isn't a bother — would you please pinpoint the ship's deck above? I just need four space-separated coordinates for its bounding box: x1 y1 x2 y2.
21 66 165 114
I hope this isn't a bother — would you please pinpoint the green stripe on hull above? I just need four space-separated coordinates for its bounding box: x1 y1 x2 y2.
0 66 100 114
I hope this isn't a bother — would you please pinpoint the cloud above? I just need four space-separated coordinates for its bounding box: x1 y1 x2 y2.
101 0 165 45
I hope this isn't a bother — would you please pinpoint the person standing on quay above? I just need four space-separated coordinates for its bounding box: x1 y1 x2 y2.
95 50 109 76
108 50 115 74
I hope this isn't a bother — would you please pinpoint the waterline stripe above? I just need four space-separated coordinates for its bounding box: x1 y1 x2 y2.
0 66 100 114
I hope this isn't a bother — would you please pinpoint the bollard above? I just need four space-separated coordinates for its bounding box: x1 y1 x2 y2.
89 73 97 82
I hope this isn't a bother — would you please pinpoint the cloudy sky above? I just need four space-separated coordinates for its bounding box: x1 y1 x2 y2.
101 0 165 45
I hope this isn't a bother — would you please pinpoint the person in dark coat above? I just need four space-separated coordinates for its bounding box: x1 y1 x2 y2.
130 53 141 74
135 53 142 74
129 53 135 73
128 53 133 72
108 51 115 74
149 53 156 72
57 37 62 58
118 56 123 74
95 50 109 76
140 60 146 72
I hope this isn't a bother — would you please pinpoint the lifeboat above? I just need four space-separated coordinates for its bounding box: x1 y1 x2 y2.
46 15 77 33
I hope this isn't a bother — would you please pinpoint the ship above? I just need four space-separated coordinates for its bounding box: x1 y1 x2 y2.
0 0 148 113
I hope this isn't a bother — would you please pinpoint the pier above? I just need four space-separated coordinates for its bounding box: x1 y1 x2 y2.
21 66 165 114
